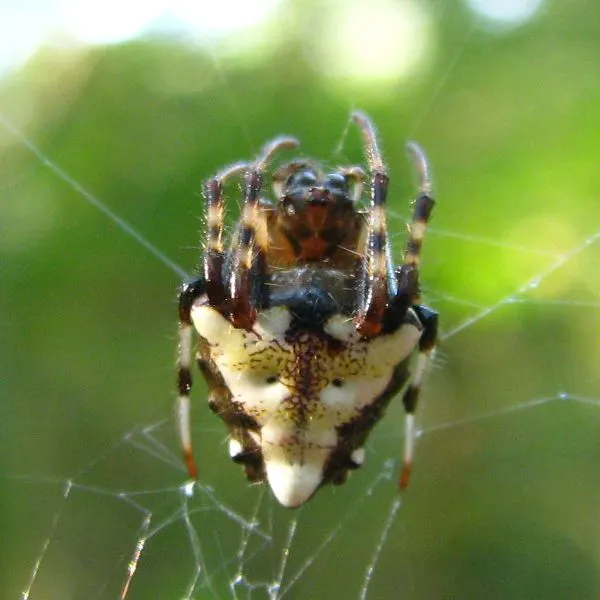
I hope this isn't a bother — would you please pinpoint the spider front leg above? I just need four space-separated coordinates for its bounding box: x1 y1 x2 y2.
227 170 265 329
402 141 435 287
352 111 391 337
228 136 298 329
384 143 435 327
177 278 205 480
203 162 249 307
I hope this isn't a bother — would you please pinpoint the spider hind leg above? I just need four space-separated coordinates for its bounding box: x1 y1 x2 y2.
393 142 437 489
399 305 438 489
177 278 206 480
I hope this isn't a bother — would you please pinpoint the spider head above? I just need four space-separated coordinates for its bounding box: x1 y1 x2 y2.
275 167 356 260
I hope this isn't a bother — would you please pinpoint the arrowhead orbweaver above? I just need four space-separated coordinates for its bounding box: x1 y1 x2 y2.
177 112 437 507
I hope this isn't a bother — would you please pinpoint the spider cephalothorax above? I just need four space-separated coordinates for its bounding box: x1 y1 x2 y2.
273 165 362 262
177 112 438 507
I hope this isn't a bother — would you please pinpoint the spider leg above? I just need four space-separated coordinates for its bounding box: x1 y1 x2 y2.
228 136 298 329
352 111 391 338
384 142 435 328
392 141 436 489
399 305 438 489
402 141 435 297
338 165 366 203
227 170 264 329
203 162 249 307
177 278 205 480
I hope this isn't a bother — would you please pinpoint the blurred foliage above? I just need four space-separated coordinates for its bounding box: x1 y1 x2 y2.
2 0 600 598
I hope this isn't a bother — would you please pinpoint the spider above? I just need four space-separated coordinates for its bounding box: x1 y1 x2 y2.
177 112 438 508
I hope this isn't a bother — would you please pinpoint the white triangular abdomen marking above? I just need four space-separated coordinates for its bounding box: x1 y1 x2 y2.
262 420 336 507
265 460 323 507
191 304 422 506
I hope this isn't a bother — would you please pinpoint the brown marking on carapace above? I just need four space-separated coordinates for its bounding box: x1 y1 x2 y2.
265 204 363 268
304 201 329 231
297 235 331 261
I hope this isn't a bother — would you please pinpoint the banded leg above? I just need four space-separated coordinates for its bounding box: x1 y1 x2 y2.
352 111 391 337
396 143 436 488
203 162 249 307
403 141 435 302
177 278 205 480
384 143 435 330
400 305 438 489
228 136 298 329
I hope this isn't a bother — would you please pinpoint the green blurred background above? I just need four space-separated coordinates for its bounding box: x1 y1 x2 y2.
2 0 600 598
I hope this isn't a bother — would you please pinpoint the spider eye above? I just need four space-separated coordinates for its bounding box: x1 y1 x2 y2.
332 378 344 387
324 173 348 191
287 170 317 189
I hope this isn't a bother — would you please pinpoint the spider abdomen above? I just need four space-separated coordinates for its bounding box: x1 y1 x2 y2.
190 303 421 506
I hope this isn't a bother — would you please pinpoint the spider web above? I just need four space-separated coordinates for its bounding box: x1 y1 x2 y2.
2 1 600 599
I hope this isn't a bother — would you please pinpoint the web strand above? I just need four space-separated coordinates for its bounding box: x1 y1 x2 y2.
0 113 190 281
442 228 600 341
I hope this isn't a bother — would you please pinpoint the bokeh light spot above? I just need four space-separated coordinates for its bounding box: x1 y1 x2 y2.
171 0 282 38
306 0 433 91
0 0 284 75
465 0 545 31
60 0 166 45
